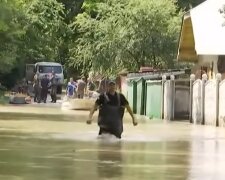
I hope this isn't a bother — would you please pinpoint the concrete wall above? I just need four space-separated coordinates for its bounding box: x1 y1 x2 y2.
204 80 217 125
192 79 202 124
192 55 218 79
198 55 218 66
190 75 223 127
219 80 225 127
163 81 172 120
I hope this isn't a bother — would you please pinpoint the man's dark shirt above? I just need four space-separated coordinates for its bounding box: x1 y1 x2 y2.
96 92 128 107
41 78 49 89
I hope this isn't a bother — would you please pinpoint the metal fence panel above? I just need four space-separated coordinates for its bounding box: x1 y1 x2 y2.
136 78 145 115
127 81 137 113
192 79 202 124
145 81 162 119
174 80 190 120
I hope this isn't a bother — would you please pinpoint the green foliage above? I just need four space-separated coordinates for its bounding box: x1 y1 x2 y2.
0 0 25 74
55 0 84 66
0 83 7 104
70 0 181 76
0 0 193 85
82 0 103 17
58 0 84 23
0 0 70 87
21 0 67 61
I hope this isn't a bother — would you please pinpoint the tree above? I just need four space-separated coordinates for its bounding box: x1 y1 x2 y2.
20 0 66 62
0 0 24 74
0 0 85 86
0 0 71 87
70 0 181 76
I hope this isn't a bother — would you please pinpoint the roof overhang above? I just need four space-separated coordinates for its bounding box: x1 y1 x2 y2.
177 0 225 63
177 12 197 62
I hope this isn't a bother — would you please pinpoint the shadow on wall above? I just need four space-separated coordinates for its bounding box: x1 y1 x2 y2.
218 55 225 79
174 80 190 120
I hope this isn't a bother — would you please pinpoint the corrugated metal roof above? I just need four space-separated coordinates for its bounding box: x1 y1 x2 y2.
126 70 186 81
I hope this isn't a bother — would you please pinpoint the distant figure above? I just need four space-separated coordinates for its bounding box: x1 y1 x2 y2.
77 77 86 99
41 74 50 103
98 77 108 94
50 71 57 103
33 73 41 103
87 80 138 139
66 77 77 98
87 78 95 98
22 78 28 94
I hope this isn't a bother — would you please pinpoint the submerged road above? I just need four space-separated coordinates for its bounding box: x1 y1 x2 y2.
0 105 225 180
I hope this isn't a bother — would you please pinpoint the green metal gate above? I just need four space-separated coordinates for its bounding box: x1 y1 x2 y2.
136 78 146 115
145 81 162 119
127 80 137 113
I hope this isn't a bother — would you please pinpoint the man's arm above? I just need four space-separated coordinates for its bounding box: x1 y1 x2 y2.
120 93 138 126
125 104 138 126
87 103 98 124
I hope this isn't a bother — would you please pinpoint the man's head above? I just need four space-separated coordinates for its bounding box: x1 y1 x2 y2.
70 77 73 82
108 80 116 93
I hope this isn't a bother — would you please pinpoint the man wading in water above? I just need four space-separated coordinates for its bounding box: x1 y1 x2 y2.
87 81 138 139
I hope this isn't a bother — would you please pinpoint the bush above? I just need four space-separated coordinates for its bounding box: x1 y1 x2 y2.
0 96 9 104
0 85 7 96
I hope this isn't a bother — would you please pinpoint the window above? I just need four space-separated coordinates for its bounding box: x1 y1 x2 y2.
38 66 62 74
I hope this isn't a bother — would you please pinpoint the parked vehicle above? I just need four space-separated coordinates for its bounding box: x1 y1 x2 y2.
26 62 64 95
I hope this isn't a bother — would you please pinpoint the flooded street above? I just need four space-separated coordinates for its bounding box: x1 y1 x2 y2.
1 105 225 180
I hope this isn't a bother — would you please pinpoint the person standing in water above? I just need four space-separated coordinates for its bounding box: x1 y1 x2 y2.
50 71 57 103
41 74 50 103
77 77 86 99
66 77 77 99
87 78 95 98
33 73 41 103
87 81 138 139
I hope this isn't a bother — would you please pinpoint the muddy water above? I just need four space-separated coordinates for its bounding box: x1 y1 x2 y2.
1 107 225 180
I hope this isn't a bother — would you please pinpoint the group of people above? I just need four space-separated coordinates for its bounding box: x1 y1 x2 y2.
33 72 58 103
65 77 96 99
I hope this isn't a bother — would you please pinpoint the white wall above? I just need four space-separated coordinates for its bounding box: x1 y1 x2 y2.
164 81 172 120
192 80 202 124
204 80 217 125
191 55 218 79
219 80 225 127
198 55 218 65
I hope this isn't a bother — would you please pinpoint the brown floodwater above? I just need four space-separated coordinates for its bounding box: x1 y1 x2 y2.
0 105 225 180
